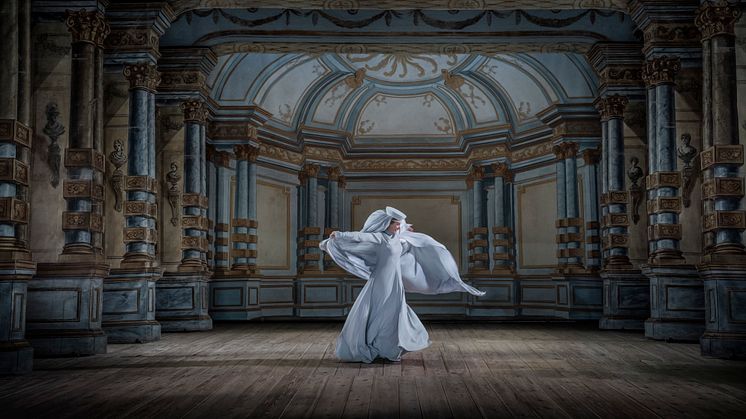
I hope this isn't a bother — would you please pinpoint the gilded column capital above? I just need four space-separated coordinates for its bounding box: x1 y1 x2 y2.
298 167 308 184
642 57 681 87
328 166 342 181
598 94 629 120
696 0 742 41
470 165 485 182
247 145 260 162
233 145 251 161
491 162 512 182
216 151 233 168
554 142 578 160
123 63 161 92
338 175 347 189
247 124 258 141
206 144 216 162
65 10 110 47
304 163 321 178
583 148 602 165
180 100 208 124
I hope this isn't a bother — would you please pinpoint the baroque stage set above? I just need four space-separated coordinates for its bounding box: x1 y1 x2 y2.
2 0 746 376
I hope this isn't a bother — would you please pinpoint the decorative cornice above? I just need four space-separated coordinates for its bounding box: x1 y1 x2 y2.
643 21 700 47
180 100 208 124
597 94 629 120
158 70 206 92
642 56 681 87
123 63 161 92
695 0 742 41
65 10 110 47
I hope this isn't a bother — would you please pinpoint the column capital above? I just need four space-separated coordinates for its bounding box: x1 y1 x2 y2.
470 165 485 182
642 56 681 87
123 63 161 92
696 0 742 41
597 94 629 120
304 163 320 178
338 175 347 189
233 144 252 161
65 10 110 47
247 145 260 162
554 142 579 160
328 166 342 181
215 151 233 168
206 144 216 162
583 148 602 165
491 162 512 182
180 99 208 124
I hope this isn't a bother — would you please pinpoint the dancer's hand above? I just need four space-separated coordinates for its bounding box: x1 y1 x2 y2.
330 231 338 239
407 225 414 232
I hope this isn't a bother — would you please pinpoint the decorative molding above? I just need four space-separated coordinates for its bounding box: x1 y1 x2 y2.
700 144 744 169
597 94 628 120
159 70 207 92
166 162 182 227
43 103 64 188
108 139 127 212
105 27 160 54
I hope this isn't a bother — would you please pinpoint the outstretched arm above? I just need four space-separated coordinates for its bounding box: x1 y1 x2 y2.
330 231 383 244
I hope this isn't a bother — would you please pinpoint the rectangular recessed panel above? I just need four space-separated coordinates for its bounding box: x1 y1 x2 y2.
213 287 244 308
666 285 705 312
249 288 259 305
102 289 139 315
521 286 555 304
618 285 649 309
557 285 568 305
260 286 293 304
156 287 195 311
573 286 602 307
304 286 338 303
477 284 511 303
148 287 155 312
27 288 81 322
12 293 24 331
351 285 364 301
728 289 746 322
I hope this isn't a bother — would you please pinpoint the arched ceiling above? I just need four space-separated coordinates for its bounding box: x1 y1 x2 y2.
207 51 598 149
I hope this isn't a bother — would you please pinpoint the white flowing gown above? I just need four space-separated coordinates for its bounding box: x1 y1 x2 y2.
320 209 484 363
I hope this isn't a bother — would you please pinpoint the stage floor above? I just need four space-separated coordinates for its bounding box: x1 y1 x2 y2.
2 322 745 418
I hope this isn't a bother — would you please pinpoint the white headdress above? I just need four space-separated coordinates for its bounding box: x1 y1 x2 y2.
360 206 407 233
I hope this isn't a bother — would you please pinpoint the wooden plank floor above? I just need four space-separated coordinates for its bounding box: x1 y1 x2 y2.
2 322 746 418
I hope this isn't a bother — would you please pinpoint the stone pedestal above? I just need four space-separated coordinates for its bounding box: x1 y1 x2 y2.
157 271 212 332
103 267 161 343
642 264 704 341
699 264 746 359
27 263 109 356
0 262 34 374
599 270 649 330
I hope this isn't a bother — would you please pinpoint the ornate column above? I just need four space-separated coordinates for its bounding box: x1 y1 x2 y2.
324 166 343 272
598 95 649 331
582 149 602 271
696 1 746 359
641 56 703 341
179 100 208 271
468 166 488 273
0 0 33 374
206 145 216 270
28 10 110 356
232 145 250 272
491 163 514 273
563 142 583 269
102 62 162 344
157 99 212 333
213 151 232 272
300 163 321 273
246 143 259 274
554 145 568 270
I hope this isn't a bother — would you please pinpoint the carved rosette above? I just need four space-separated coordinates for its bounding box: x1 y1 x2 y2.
123 63 161 92
598 95 629 120
65 10 110 47
181 100 208 124
696 0 742 41
642 57 681 87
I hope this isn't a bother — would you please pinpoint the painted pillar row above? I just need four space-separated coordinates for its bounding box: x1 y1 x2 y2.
564 142 582 268
600 115 610 261
642 57 685 264
696 1 746 359
0 0 34 374
297 167 308 272
121 63 159 267
324 166 343 272
61 10 109 257
582 149 602 271
554 145 568 268
213 151 232 271
179 100 209 271
491 162 514 273
468 165 488 273
232 145 250 271
301 163 321 273
599 95 633 268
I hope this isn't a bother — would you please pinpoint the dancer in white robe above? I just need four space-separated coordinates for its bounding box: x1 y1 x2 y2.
320 206 485 363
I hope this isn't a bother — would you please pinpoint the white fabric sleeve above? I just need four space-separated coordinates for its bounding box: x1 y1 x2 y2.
336 231 384 244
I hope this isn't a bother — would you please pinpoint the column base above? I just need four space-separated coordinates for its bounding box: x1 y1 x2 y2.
27 263 109 356
103 267 162 344
599 270 648 331
698 263 746 359
642 264 704 342
0 342 33 375
157 271 213 332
